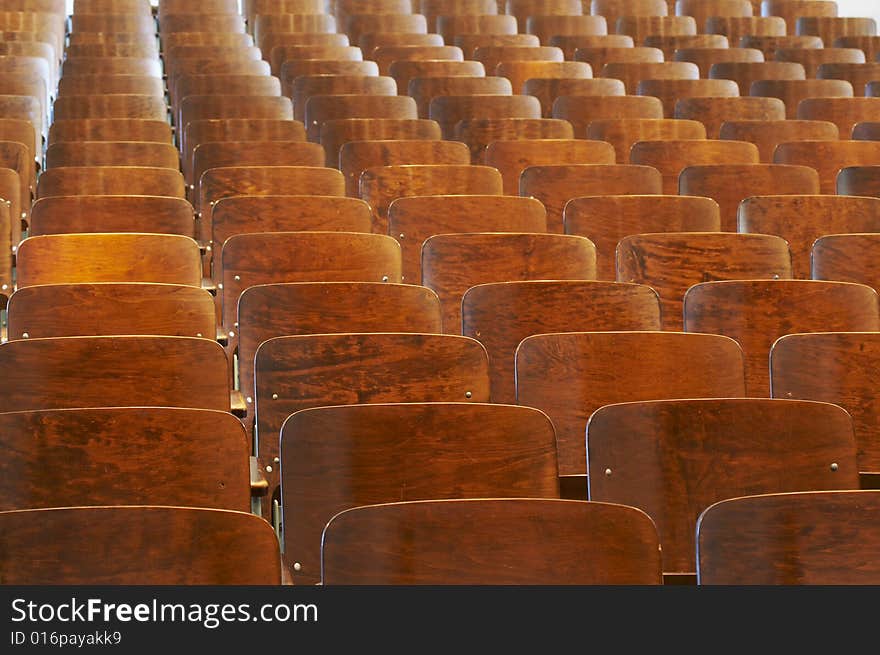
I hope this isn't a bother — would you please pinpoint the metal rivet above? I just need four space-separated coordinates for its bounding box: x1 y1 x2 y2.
773 274 780 280
474 330 481 337
265 465 273 473
605 468 612 476
206 245 212 252
272 393 279 400
831 462 839 471
1 284 7 290
465 391 472 399
274 457 280 464
786 392 793 398
381 275 389 282
293 562 302 572
217 283 223 290
234 275 241 281
228 331 235 338
233 322 239 328
196 333 202 338
399 233 405 239
10 246 15 253
246 397 253 404
21 332 28 339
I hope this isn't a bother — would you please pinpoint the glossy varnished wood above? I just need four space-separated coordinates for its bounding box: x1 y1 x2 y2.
645 34 729 60
523 77 625 118
751 79 853 121
600 61 699 95
282 402 557 584
573 46 663 76
52 94 167 122
797 97 880 139
549 34 633 60
428 94 542 139
292 74 397 122
616 15 696 46
29 196 194 237
588 398 859 576
0 506 279 584
795 16 876 47
636 79 739 119
37 166 185 199
718 119 839 162
762 0 837 35
57 74 164 98
304 94 418 145
837 166 880 197
812 233 880 293
409 75 511 120
818 62 880 97
45 141 179 170
707 16 785 44
552 94 663 136
280 60 379 99
673 47 765 79
179 96 293 144
774 141 880 195
684 279 880 395
454 118 574 163
48 118 173 146
192 141 325 191
515 331 746 476
707 61 805 95
587 118 707 162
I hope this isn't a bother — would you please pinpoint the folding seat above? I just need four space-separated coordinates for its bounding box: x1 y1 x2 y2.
387 59 485 98
473 45 563 75
52 95 168 122
588 398 859 582
387 194 546 283
796 17 877 48
574 47 665 77
869 83 880 98
506 0 582 25
421 232 596 331
346 15 429 50
526 15 607 45
771 332 880 481
0 506 280 584
495 60 592 95
45 142 179 170
359 33 444 59
454 116 574 162
684 279 880 395
292 75 397 123
0 94 41 150
463 280 660 403
0 13 64 61
739 35 823 61
437 15 518 46
775 47 866 80
484 138 615 195
372 44 463 76
36 166 186 200
427 94 542 139
74 0 152 12
600 61 699 95
739 196 880 279
761 0 837 35
564 195 720 279
516 331 745 492
812 232 880 292
675 0 752 32
708 61 805 95
797 97 880 137
837 165 880 196
409 76 511 119
617 232 791 330
718 118 838 162
254 333 491 525
69 13 156 34
0 117 35 170
590 0 668 30
549 34 633 60
552 94 663 135
322 498 662 584
281 402 556 583
16 233 202 288
157 32 256 50
615 16 696 47
159 13 246 35
697 490 880 584
268 44 363 79
174 75 283 129
644 34 728 60
0 138 31 207
304 94 418 146
835 35 880 62
419 0 498 33
245 0 325 32
750 79 853 119
0 167 21 250
774 140 880 194
853 121 880 140
673 47 764 79
817 63 880 96
520 163 662 231
587 117 706 162
334 0 413 29
320 115 439 167
48 118 172 146
705 15 785 45
61 56 162 78
339 140 470 196
360 164 503 233
0 202 11 292
636 79 739 118
524 77 625 117
675 97 785 138
630 139 758 195
253 15 338 54
159 0 239 13
678 163 819 231
63 43 158 60
169 61 271 105
57 74 164 98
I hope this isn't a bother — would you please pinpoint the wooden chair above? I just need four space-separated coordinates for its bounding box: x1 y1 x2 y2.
526 15 608 45
588 398 859 581
170 62 272 106
269 44 362 77
750 79 853 120
0 506 280 584
552 94 663 135
245 0 326 27
719 119 838 162
219 231 402 333
463 280 660 403
644 34 728 59
304 94 418 145
438 15 517 45
280 60 379 99
576 47 668 74
454 117 574 162
590 0 668 29
679 163 819 231
161 32 255 50
345 14 429 49
506 0 582 26
587 118 707 162
564 195 720 280
835 35 880 62
339 140 469 197
739 34 823 60
421 232 597 332
409 76 512 120
761 0 837 36
739 196 880 279
52 95 168 122
812 233 880 295
419 0 498 32
75 0 152 12
495 60 592 96
600 61 699 94
322 498 662 584
697 490 880 584
775 47 865 78
174 74 282 126
484 139 615 196
254 333 491 524
0 118 35 170
837 166 880 196
36 167 185 200
0 94 41 152
48 118 172 146
708 61 805 95
473 45 563 75
160 13 246 34
636 79 739 119
684 279 880 395
160 0 239 13
179 97 293 147
359 33 445 59
292 74 397 122
817 63 880 97
45 142 179 170
674 98 786 139
795 17 877 48
360 164 503 233
675 0 752 32
388 59 485 98
61 56 162 78
516 331 746 486
520 164 663 232
57 74 164 98
16 233 201 288
69 13 156 34
615 15 696 47
774 140 880 194
630 139 758 196
676 49 765 82
428 94 541 139
550 34 633 59
524 77 625 117
797 98 880 138
0 13 64 61
617 232 792 330
254 15 338 54
281 402 557 584
706 15 785 44
372 44 463 76
854 122 880 140
771 333 880 479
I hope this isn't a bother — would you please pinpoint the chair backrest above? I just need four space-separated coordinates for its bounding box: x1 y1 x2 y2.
630 139 759 194
708 61 805 95
676 0 752 30
762 0 837 35
645 34 728 60
0 407 249 511
591 0 668 28
775 140 880 194
707 16 785 44
574 45 663 74
751 79 853 121
36 166 186 199
600 61 700 95
463 280 661 403
812 232 880 296
771 332 880 475
739 34 822 60
797 97 880 139
408 75 512 119
739 196 880 279
520 164 663 232
304 94 418 145
0 336 230 412
428 94 542 139
495 60 592 96
320 118 442 176
48 118 173 145
7 283 215 339
616 16 696 47
527 14 607 44
718 119 838 162
552 94 664 136
454 117 575 162
523 77 626 118
684 280 880 395
29 196 193 237
817 62 880 97
45 141 179 170
697 490 880 584
515 331 746 477
387 194 547 283
587 118 707 162
0 506 280 584
439 15 517 44
282 402 559 584
192 141 325 191
322 498 663 585
837 165 880 197
618 232 792 330
588 398 859 577
776 47 865 79
636 78 739 119
796 16 877 46
292 74 397 122
549 34 633 59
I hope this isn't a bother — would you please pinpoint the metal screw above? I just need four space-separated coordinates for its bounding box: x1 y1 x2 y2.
234 275 241 281
399 233 405 239
196 333 202 338
21 332 28 339
265 465 273 473
217 283 223 290
233 322 239 328
605 468 612 476
272 393 279 400
274 457 280 464
293 563 302 572
228 331 235 338
465 391 472 399
831 462 839 471
381 275 389 282
246 397 253 404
